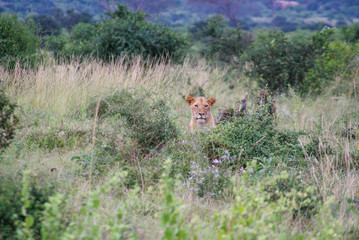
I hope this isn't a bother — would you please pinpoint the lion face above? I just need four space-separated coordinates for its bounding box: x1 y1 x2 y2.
185 96 216 123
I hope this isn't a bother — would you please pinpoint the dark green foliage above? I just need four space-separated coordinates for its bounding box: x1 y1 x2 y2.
31 9 92 37
0 88 19 150
30 14 60 36
96 5 187 61
0 175 54 239
203 98 304 169
45 4 188 62
61 9 92 30
263 171 320 218
87 89 178 153
196 15 252 64
341 24 359 43
45 23 96 59
0 13 42 68
304 40 359 95
244 28 334 94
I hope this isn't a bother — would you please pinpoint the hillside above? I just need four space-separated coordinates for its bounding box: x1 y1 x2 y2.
1 0 359 28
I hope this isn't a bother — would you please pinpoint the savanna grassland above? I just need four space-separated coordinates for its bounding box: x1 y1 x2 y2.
1 5 359 239
1 56 358 239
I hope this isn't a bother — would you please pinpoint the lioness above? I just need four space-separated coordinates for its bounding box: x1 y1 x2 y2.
185 96 216 131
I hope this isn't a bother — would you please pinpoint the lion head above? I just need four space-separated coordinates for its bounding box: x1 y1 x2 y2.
185 96 216 124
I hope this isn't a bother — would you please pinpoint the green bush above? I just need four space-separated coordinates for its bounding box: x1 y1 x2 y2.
87 89 178 153
0 13 42 68
202 97 304 170
304 40 359 95
196 15 252 64
340 23 359 43
45 23 96 60
44 31 69 59
0 87 19 151
0 173 54 239
244 28 334 94
45 4 188 62
263 170 319 218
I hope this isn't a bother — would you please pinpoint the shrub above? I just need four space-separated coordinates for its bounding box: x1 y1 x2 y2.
160 160 189 240
30 14 61 36
244 28 334 94
340 23 359 43
41 172 138 239
196 15 252 65
96 5 187 61
0 87 19 151
45 4 188 62
304 40 359 95
45 23 96 60
0 173 54 239
202 94 304 170
0 13 42 68
86 89 178 153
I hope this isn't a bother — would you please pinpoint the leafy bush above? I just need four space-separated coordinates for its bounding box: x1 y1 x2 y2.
340 23 359 43
0 87 19 151
87 89 178 153
40 171 138 239
244 28 334 94
202 95 304 170
304 40 359 95
0 173 54 239
30 14 61 36
196 15 252 65
160 160 189 240
45 23 96 60
215 164 337 239
0 13 42 68
45 4 188 62
263 170 319 218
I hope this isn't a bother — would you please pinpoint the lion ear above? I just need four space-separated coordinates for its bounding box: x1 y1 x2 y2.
207 97 216 106
185 96 195 106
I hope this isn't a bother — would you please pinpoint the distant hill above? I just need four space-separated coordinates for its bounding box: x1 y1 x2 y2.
1 0 359 29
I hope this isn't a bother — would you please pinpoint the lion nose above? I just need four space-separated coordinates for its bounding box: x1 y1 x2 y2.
199 112 205 116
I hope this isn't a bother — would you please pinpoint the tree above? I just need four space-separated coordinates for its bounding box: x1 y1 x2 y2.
0 13 42 68
30 14 60 36
188 0 247 26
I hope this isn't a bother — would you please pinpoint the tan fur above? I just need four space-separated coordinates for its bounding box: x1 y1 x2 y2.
185 96 216 132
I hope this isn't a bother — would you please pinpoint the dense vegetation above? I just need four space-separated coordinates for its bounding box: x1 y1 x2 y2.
45 5 187 61
0 1 358 239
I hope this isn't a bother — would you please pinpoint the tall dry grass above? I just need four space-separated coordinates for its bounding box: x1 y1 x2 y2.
2 58 242 121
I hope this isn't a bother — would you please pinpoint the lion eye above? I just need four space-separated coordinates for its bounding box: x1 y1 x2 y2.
195 105 198 108
205 105 208 108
